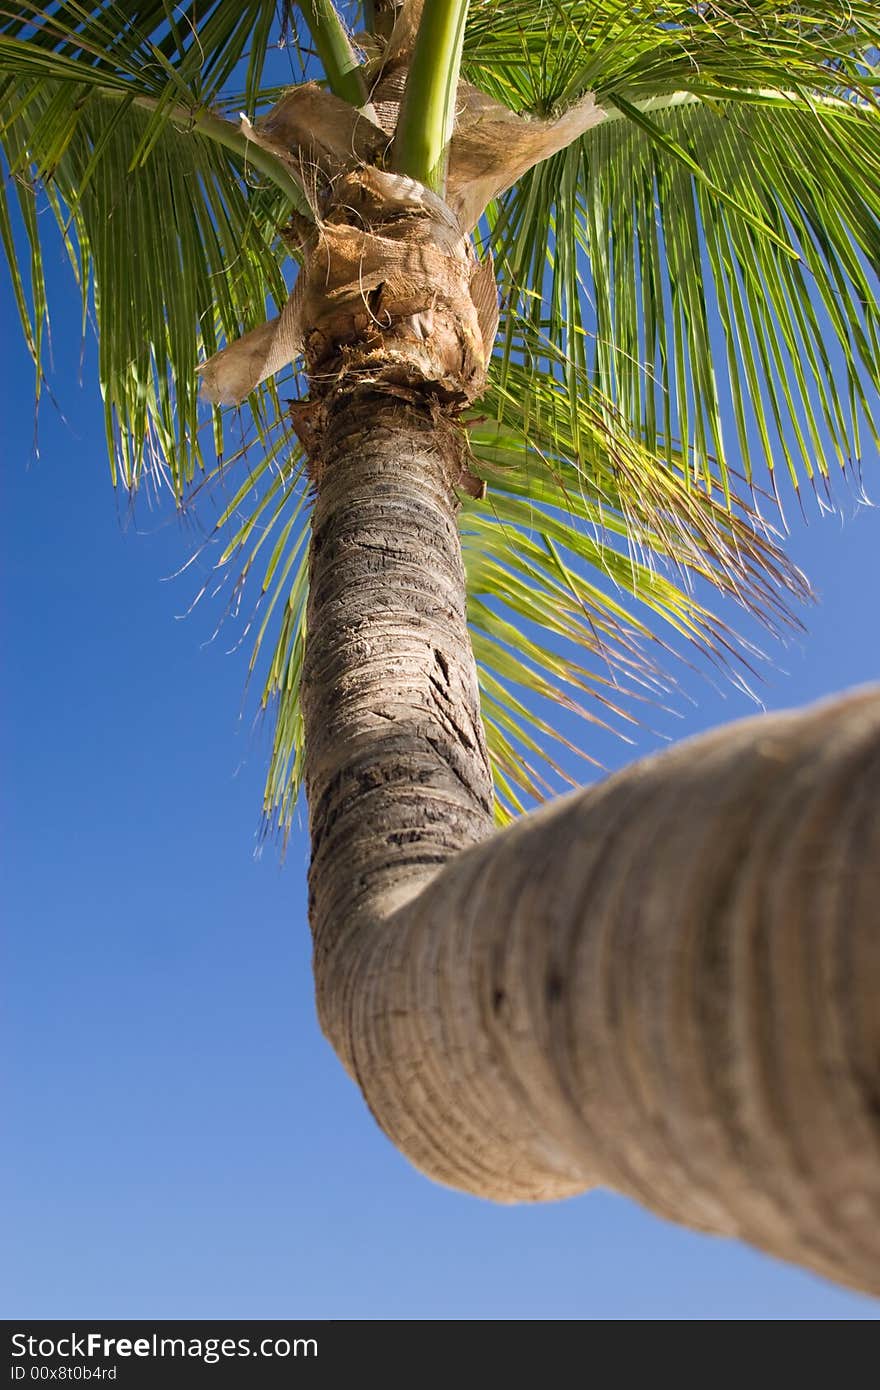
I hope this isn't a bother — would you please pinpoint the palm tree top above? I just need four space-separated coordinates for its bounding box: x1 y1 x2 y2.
2 1 878 836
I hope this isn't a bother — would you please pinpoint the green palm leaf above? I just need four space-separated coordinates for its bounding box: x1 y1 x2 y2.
490 95 879 505
0 2 308 491
464 1 880 111
474 2 879 500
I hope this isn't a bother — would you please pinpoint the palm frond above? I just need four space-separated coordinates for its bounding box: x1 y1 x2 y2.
490 93 878 504
0 2 306 112
246 336 810 840
456 338 811 819
474 3 879 503
464 1 880 113
0 5 306 494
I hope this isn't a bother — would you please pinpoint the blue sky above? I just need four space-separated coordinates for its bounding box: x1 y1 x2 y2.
4 153 880 1324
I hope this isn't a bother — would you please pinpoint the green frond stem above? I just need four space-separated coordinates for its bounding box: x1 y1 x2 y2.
597 88 872 125
489 82 880 505
298 0 372 110
392 0 469 193
93 87 312 214
179 110 304 210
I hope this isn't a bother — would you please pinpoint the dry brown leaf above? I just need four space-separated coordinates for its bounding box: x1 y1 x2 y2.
200 71 600 401
198 280 305 405
368 74 602 229
378 0 425 74
199 168 498 406
446 87 603 231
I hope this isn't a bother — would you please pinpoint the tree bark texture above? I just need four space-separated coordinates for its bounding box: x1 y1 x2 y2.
303 395 496 1071
303 391 880 1294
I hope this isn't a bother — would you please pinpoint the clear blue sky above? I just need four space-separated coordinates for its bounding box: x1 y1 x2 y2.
3 185 880 1322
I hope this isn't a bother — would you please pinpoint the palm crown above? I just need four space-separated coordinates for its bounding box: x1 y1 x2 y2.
2 0 878 840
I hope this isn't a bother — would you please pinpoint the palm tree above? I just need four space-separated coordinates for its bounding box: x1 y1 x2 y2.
3 1 879 1296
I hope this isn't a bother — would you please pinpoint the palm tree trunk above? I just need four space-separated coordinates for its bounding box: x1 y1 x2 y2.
303 391 495 1072
273 90 880 1294
304 385 880 1292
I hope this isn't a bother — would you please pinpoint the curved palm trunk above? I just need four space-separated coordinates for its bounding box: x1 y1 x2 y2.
258 115 880 1294
303 387 880 1296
